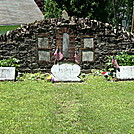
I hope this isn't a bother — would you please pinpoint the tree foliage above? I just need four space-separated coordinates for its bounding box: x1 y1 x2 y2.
44 0 62 18
105 0 133 29
44 0 133 29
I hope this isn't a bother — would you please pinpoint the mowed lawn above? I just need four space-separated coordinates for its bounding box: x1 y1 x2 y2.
0 75 134 134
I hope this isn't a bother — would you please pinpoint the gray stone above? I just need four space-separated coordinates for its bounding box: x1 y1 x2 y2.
62 10 69 20
63 33 69 58
51 64 81 81
31 63 38 69
0 50 7 53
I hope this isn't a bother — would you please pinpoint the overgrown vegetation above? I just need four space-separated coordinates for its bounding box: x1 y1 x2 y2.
115 51 134 66
106 51 134 72
44 0 62 18
17 72 49 81
0 75 134 134
0 57 20 67
44 0 133 30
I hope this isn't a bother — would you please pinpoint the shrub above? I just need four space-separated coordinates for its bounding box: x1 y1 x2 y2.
17 72 49 81
0 57 20 67
106 51 134 72
115 51 134 66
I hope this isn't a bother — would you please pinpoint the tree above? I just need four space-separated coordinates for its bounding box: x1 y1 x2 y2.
44 0 99 19
44 0 62 18
105 0 133 30
44 0 133 30
54 0 99 18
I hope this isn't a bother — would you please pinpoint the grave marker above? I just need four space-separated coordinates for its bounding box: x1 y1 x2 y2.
0 67 16 80
63 33 69 58
116 66 134 79
51 64 81 81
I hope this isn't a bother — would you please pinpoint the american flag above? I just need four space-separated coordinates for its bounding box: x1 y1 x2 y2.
74 51 79 63
112 56 120 71
54 47 63 61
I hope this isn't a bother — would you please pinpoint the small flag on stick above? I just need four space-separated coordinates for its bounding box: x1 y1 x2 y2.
54 47 63 61
74 51 79 63
112 56 120 71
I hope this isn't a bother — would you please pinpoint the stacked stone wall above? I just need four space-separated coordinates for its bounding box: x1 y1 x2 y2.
0 18 134 72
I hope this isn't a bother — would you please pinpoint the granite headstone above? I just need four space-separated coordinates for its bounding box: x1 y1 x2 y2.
51 64 81 81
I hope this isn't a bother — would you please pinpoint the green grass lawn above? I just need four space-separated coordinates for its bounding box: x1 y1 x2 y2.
0 75 134 134
0 25 20 35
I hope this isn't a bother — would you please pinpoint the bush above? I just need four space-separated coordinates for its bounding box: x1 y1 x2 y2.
17 72 50 81
106 51 134 72
0 57 20 67
115 51 134 66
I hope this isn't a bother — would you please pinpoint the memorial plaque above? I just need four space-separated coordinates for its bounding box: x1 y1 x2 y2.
0 67 15 80
38 50 50 61
51 64 81 81
38 37 48 48
84 38 94 48
116 66 134 79
82 50 94 62
63 33 69 58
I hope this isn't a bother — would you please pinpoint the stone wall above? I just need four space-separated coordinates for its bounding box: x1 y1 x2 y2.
0 18 134 72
